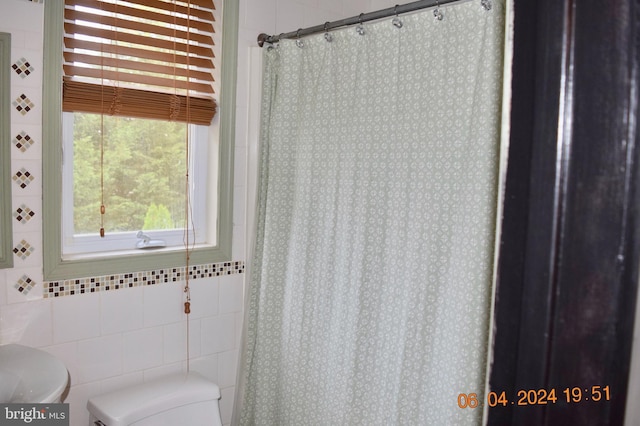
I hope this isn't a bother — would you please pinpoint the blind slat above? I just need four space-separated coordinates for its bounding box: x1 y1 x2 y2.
64 52 214 83
64 38 214 69
63 79 216 125
63 0 217 124
65 8 214 46
67 0 214 33
67 0 214 22
64 23 214 58
64 65 214 94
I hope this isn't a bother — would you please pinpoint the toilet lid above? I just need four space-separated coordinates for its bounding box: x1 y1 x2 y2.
87 372 220 426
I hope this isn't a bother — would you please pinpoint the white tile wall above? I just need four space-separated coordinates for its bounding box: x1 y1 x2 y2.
189 276 220 319
369 0 405 11
100 286 144 334
52 292 101 344
0 299 52 346
201 314 236 355
123 327 165 373
219 274 244 314
76 334 123 383
190 353 219 383
65 381 103 425
5 266 42 302
142 283 184 328
163 319 202 364
244 0 277 34
45 275 243 425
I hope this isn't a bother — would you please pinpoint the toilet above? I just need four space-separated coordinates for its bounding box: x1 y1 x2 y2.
87 372 222 426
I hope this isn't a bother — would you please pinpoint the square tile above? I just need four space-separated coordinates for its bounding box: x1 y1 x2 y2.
10 231 41 268
12 167 35 189
219 274 244 314
100 286 143 334
11 57 34 78
5 266 43 303
163 320 201 364
6 267 42 304
13 203 36 225
52 292 101 344
143 282 184 327
13 239 35 261
11 160 40 197
12 86 42 124
10 124 42 161
0 2 43 36
12 93 35 115
189 276 219 319
76 334 123 383
200 314 236 355
12 130 36 153
0 299 52 346
14 274 36 295
12 196 41 233
123 327 164 373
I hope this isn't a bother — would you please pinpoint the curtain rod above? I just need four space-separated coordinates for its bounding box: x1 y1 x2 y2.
257 0 478 46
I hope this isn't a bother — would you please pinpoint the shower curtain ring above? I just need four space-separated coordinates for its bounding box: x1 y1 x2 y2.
324 22 333 42
481 0 492 10
296 29 304 48
356 13 366 35
392 4 403 28
433 0 444 21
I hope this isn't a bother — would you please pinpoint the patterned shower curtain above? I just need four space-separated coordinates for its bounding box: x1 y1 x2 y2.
237 1 505 424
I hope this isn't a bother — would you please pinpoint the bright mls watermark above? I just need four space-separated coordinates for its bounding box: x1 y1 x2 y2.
1 404 69 425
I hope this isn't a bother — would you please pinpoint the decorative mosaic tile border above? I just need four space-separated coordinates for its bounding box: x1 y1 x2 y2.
43 260 245 298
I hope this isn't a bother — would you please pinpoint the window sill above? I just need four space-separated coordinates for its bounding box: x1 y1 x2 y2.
46 242 231 282
62 242 216 262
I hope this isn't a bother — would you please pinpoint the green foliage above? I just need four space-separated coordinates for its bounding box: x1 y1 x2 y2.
143 203 174 230
73 113 188 234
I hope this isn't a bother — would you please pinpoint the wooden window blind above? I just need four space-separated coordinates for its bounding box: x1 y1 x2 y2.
63 0 217 125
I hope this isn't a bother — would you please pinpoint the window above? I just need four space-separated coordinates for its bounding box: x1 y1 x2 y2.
61 114 211 255
43 0 238 280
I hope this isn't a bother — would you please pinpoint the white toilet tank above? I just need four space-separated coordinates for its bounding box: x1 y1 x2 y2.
87 372 222 426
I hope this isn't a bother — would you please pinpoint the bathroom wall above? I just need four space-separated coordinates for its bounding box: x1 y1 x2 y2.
0 0 398 425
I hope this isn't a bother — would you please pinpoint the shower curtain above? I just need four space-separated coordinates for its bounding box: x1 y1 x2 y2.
237 1 505 424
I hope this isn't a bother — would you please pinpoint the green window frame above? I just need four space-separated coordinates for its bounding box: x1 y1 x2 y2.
0 32 13 269
42 0 239 280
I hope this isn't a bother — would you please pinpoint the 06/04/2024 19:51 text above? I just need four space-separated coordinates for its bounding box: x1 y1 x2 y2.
457 385 611 408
